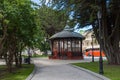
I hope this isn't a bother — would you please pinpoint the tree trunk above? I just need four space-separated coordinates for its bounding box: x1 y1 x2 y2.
5 50 14 72
19 51 22 67
5 33 17 72
15 52 19 67
99 0 120 64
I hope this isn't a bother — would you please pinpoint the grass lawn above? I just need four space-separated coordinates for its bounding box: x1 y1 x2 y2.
72 62 120 80
32 54 48 58
0 64 34 80
22 54 48 58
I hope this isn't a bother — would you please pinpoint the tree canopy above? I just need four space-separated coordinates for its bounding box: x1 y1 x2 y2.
0 0 46 72
37 5 69 36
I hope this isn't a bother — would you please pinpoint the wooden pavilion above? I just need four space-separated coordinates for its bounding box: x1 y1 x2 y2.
49 28 85 60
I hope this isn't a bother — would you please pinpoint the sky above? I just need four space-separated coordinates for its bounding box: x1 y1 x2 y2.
74 25 92 33
31 0 40 4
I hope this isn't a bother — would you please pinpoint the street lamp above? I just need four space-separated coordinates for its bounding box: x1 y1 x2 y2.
97 10 104 74
91 34 94 62
44 37 49 55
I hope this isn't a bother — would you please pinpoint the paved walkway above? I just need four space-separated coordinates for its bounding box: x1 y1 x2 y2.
27 57 109 80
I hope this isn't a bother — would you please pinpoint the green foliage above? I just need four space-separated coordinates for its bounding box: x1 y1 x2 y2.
3 0 37 41
51 0 99 27
0 64 34 80
0 13 3 19
0 0 47 72
79 30 85 34
32 54 48 58
2 0 46 50
37 5 68 36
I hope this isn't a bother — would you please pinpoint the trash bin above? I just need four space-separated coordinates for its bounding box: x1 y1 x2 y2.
24 58 28 63
24 57 30 64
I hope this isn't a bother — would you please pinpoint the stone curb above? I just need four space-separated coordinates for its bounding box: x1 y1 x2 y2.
26 61 37 80
70 64 110 80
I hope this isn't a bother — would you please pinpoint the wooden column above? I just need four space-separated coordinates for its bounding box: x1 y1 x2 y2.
58 39 60 57
51 40 54 56
79 40 81 56
60 40 62 57
63 39 64 54
79 40 80 53
71 39 73 56
80 40 82 56
67 39 68 52
75 40 77 53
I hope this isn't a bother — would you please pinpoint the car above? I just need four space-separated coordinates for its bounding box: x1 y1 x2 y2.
85 50 105 57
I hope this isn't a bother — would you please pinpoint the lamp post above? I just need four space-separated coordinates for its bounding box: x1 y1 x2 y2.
91 34 94 62
44 37 49 55
97 10 104 74
27 48 31 64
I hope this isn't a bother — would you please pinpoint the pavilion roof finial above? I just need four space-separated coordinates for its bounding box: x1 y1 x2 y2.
64 25 74 31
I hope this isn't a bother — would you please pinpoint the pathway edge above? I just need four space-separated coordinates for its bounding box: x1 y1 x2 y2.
26 62 37 80
70 64 110 80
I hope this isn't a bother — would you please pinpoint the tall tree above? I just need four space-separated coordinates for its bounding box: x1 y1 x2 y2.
37 5 69 36
51 0 120 64
0 0 45 72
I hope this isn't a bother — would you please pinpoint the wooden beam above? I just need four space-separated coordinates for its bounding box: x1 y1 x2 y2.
51 40 54 56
